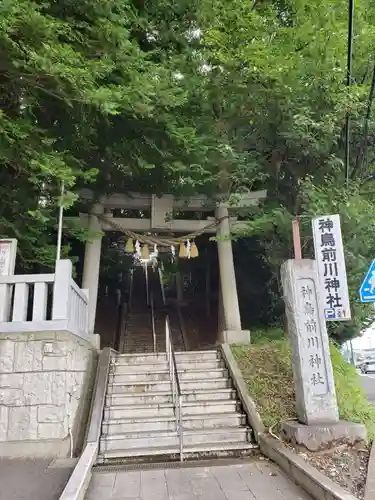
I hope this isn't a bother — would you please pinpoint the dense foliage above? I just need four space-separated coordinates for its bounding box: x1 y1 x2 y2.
202 0 375 341
2 0 375 341
0 0 217 269
232 329 375 437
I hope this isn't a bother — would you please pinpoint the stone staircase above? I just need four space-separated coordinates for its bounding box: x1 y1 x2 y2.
121 266 184 353
122 311 153 353
97 349 256 463
122 308 184 354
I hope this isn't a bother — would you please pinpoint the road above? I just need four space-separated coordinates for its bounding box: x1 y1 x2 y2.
359 373 375 407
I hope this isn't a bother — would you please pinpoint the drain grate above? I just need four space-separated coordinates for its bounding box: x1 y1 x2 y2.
93 454 261 473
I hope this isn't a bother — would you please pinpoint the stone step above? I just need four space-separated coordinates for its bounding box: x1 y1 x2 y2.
114 353 167 364
114 350 219 364
108 370 170 383
103 400 238 420
176 359 224 371
111 361 169 373
175 350 220 360
98 347 255 462
122 346 167 354
108 368 228 385
102 412 246 435
98 440 257 461
110 359 224 374
106 388 236 406
107 378 231 394
99 427 251 451
106 391 172 406
122 332 183 349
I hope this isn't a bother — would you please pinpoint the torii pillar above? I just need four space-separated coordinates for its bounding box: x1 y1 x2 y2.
216 205 250 344
82 203 104 334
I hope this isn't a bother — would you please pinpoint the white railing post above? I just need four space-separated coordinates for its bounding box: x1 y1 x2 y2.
0 239 17 322
0 284 10 321
52 260 72 321
12 283 29 321
33 282 48 321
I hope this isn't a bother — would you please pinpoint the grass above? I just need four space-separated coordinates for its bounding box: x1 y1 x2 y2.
232 328 375 438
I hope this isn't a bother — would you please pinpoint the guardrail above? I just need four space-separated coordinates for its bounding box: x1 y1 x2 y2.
0 260 89 339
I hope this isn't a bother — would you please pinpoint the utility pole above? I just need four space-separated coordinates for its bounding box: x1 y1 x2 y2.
350 339 355 366
345 0 355 187
56 181 65 261
346 1 355 367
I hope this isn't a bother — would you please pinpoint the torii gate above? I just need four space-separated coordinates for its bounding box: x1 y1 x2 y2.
77 189 267 345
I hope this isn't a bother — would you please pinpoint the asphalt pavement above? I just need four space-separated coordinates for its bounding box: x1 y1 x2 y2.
0 458 74 500
359 373 375 407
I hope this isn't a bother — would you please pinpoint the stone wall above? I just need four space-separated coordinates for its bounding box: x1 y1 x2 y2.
0 331 97 458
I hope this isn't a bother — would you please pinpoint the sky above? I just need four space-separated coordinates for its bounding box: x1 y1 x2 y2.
352 322 375 350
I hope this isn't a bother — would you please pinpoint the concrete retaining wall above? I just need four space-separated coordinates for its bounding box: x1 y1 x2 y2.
0 331 97 458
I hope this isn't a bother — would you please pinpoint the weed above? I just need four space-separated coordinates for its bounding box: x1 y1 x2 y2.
232 329 375 438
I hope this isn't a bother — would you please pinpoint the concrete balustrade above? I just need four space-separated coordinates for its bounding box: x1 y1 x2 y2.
0 260 90 341
0 260 98 459
0 273 54 323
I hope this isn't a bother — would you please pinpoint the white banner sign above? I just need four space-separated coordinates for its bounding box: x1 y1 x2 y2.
312 215 351 321
0 239 17 276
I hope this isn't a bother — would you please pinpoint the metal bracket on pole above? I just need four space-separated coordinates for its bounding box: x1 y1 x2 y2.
292 218 302 260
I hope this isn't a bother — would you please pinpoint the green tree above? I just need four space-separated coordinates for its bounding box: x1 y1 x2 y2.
3 0 375 344
198 0 375 341
0 0 219 270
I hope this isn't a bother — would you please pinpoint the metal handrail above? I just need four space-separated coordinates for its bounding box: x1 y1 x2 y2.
128 268 134 312
150 289 157 353
117 269 134 352
176 304 188 351
145 264 149 306
158 267 184 461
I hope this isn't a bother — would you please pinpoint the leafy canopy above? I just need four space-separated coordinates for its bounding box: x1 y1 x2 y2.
2 0 375 342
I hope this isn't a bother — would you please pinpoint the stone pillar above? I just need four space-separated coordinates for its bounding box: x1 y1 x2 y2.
216 205 250 344
82 204 104 334
280 259 366 450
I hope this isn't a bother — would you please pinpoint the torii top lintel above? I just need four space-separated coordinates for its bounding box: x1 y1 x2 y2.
78 189 267 234
80 189 267 211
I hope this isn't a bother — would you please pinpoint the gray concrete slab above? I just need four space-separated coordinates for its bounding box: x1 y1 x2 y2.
86 460 311 500
0 458 74 500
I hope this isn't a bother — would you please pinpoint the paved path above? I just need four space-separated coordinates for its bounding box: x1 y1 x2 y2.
0 458 74 500
86 460 311 500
